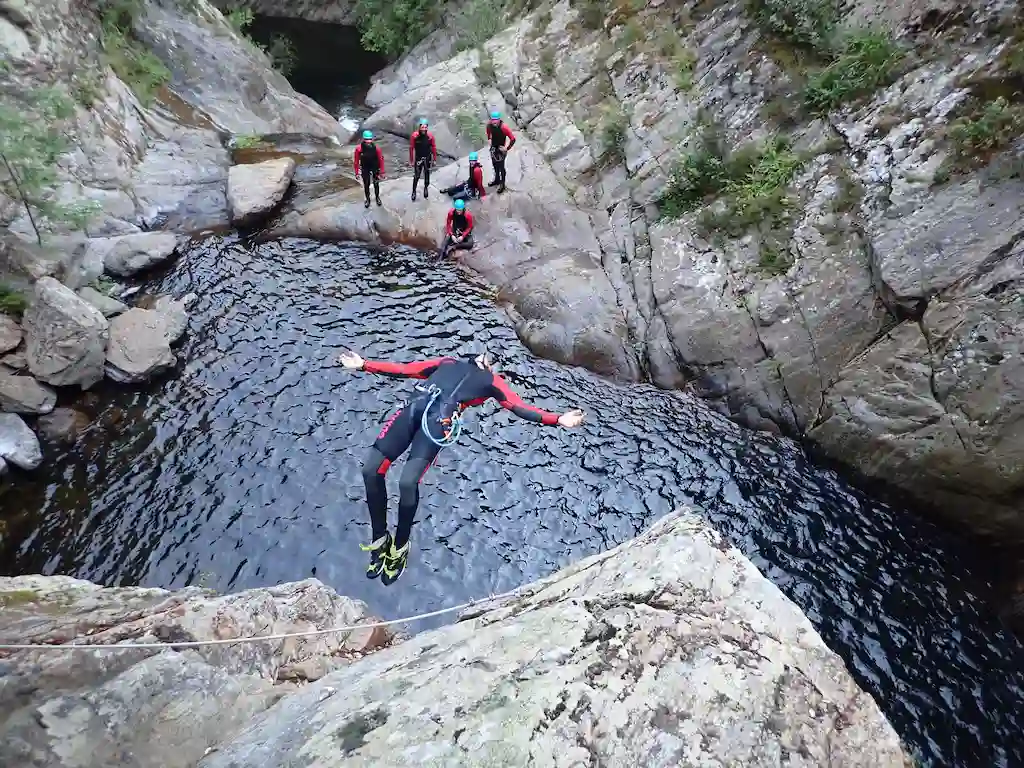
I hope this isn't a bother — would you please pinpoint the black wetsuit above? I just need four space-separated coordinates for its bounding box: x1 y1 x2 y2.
486 120 516 190
359 356 560 549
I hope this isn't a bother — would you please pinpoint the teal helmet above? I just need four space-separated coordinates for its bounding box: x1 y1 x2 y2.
418 117 428 127
362 130 373 140
454 199 466 211
489 111 501 120
468 151 478 162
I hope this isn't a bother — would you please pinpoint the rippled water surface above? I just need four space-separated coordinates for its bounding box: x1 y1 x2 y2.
3 238 1023 766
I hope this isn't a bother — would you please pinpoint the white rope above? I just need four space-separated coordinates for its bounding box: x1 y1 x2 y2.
0 583 530 652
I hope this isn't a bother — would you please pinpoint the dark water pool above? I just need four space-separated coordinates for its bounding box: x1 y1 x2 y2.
1 237 1023 766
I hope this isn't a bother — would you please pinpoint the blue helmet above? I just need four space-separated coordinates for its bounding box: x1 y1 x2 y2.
454 199 466 211
468 151 478 162
418 117 428 127
362 130 373 140
489 111 501 120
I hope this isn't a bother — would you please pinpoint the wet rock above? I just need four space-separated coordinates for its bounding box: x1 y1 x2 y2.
104 308 178 384
0 575 393 768
201 509 911 768
77 286 129 317
88 232 181 278
36 407 91 443
0 371 57 414
1 347 27 372
151 293 195 343
229 157 297 226
0 314 22 353
23 277 109 389
0 412 42 469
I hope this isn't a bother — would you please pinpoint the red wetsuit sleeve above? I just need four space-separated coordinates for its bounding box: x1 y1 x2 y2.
430 132 437 162
362 358 450 379
490 374 560 425
472 165 486 197
376 146 385 175
502 124 516 148
353 145 361 175
409 133 416 164
445 210 454 235
463 210 474 234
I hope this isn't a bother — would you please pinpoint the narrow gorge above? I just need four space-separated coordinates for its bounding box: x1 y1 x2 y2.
1 0 1023 766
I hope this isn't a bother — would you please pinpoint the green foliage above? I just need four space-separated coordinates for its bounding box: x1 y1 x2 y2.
452 0 509 52
233 133 263 149
657 129 804 236
0 285 28 317
225 7 254 33
673 48 697 91
620 18 644 48
71 72 105 107
746 0 839 53
0 89 103 245
90 276 121 297
538 44 556 77
803 30 902 114
265 34 298 75
475 48 497 86
354 0 438 58
943 96 1024 173
97 0 170 105
573 0 606 30
455 108 487 145
599 107 629 164
757 242 793 275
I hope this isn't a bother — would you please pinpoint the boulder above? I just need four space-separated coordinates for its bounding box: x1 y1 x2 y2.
0 371 57 414
77 286 129 317
88 232 180 278
0 412 42 469
104 308 178 384
0 576 392 768
150 293 194 343
201 510 910 768
36 407 91 443
23 277 109 389
0 313 22 353
228 157 297 226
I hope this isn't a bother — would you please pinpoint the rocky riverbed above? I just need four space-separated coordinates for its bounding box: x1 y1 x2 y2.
0 509 913 768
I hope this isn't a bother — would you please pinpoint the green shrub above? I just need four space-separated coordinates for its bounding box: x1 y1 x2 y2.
455 108 487 145
225 7 254 33
620 18 644 48
233 134 263 149
674 48 697 91
746 0 839 53
265 33 297 75
476 49 497 86
97 0 171 104
354 0 439 58
574 0 606 30
803 29 902 114
599 107 629 164
539 44 556 77
0 285 28 317
452 0 509 51
757 243 793 275
0 89 103 244
943 96 1024 171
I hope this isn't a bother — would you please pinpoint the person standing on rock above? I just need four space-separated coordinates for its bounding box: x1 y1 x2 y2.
336 348 585 584
353 130 385 208
438 199 475 259
440 152 487 202
485 111 516 194
409 118 438 201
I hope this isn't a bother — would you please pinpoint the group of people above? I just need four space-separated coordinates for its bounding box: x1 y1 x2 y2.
341 113 585 586
351 111 518 260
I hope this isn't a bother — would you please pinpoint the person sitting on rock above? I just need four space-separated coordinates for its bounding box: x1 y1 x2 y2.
438 199 475 259
440 152 487 202
336 347 585 584
485 111 516 193
409 118 438 201
353 130 385 209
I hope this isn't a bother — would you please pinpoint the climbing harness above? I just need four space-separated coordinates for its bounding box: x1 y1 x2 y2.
420 388 463 447
0 582 533 652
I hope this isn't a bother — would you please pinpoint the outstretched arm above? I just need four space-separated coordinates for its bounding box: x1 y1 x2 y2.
489 374 584 426
337 350 450 379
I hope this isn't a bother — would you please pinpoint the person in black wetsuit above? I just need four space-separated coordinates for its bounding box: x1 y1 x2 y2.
353 130 385 208
337 349 585 585
409 118 437 201
440 151 487 202
485 111 516 193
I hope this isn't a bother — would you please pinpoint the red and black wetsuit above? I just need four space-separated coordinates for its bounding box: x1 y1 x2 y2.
442 161 487 202
485 120 516 189
409 128 437 197
440 208 475 257
359 356 560 548
353 140 384 204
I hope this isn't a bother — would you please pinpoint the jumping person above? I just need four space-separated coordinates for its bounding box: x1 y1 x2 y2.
438 199 474 259
440 152 487 202
485 111 516 193
353 130 385 208
409 118 437 201
337 348 585 584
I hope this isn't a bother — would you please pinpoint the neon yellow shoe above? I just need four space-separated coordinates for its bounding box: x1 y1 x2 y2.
360 532 392 580
381 540 410 586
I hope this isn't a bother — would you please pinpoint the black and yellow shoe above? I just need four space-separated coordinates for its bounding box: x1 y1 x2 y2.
380 541 410 586
359 532 392 580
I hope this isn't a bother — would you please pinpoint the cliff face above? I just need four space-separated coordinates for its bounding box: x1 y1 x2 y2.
0 510 912 767
275 0 1024 538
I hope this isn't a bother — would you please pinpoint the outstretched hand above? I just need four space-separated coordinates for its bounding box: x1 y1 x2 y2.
337 350 364 370
558 408 585 428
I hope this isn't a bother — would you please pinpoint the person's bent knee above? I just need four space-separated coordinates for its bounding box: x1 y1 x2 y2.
362 447 388 479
